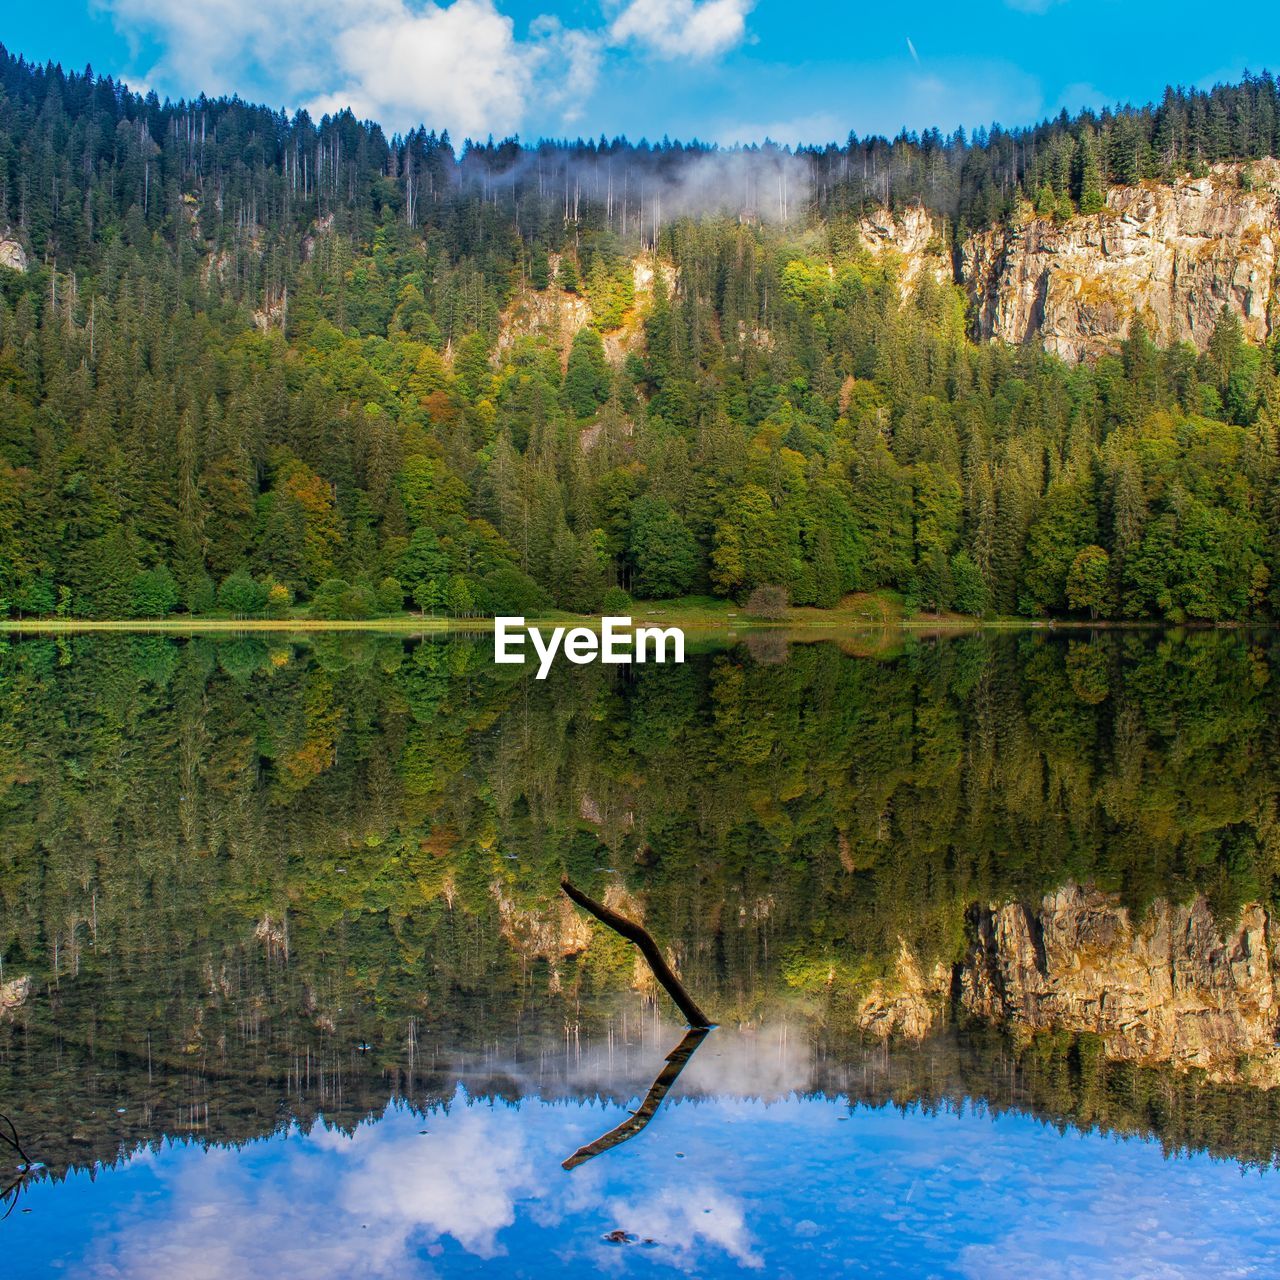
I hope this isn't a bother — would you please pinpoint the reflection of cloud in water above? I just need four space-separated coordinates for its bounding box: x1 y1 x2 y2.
339 1101 540 1259
680 1022 812 1098
82 1079 763 1277
954 1134 1280 1280
597 1185 763 1270
88 1093 550 1277
34 1026 1280 1277
532 1017 817 1104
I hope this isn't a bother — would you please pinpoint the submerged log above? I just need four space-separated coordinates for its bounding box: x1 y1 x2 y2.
560 879 712 1028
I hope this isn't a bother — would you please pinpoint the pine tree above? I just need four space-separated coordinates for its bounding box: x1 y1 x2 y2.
630 496 700 598
557 255 580 294
812 527 841 608
564 328 610 419
530 244 550 290
1074 130 1106 213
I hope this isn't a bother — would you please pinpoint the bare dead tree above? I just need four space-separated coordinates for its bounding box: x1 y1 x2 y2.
560 879 711 1027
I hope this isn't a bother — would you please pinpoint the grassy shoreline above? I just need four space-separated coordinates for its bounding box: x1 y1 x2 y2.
0 616 453 633
0 590 1180 635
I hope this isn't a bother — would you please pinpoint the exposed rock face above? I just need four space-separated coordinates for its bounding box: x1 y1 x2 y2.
961 885 1280 1085
0 232 28 273
493 883 594 969
497 253 661 370
497 260 592 370
630 255 677 301
510 181 1276 366
857 941 950 1041
1 974 31 1020
252 295 286 332
253 913 288 958
854 164 1280 359
856 205 951 293
302 213 335 261
962 162 1280 360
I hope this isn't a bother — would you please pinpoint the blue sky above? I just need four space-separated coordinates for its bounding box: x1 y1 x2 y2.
5 1 1279 145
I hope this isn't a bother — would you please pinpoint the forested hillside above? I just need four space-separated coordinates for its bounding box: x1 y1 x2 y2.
1 46 1279 621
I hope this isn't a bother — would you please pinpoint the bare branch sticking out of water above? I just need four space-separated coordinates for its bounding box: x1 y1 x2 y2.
562 1027 711 1171
560 879 713 1028
0 1112 31 1167
0 1111 38 1221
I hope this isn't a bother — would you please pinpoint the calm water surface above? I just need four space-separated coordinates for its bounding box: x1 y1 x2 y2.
3 629 1280 1275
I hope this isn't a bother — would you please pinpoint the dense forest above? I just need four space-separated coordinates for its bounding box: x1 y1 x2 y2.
1 46 1280 620
4 630 1280 1177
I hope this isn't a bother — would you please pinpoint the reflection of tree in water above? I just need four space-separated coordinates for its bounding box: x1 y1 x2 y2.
742 631 789 665
2 629 1280 1182
11 1015 1280 1192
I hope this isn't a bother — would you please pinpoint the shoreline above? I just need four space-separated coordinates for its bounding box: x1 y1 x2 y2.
0 613 1221 636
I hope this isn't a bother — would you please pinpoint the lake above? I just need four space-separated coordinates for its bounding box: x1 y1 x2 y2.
3 628 1280 1276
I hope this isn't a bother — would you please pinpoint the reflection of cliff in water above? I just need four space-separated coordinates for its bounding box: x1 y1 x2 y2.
859 884 1280 1087
9 877 1280 1188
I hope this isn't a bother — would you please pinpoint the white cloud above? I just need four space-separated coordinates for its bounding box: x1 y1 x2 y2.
99 0 752 140
310 0 534 138
528 17 606 126
609 0 753 60
103 0 549 136
102 0 351 100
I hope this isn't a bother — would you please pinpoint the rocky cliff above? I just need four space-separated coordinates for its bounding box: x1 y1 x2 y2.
0 231 28 273
964 162 1280 359
857 162 1280 360
859 884 1280 1086
856 206 952 293
496 253 592 370
0 973 30 1020
857 940 951 1041
496 253 660 370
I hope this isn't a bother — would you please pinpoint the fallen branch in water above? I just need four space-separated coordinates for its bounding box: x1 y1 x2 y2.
0 1112 31 1167
0 1112 37 1222
560 879 712 1028
562 1026 710 1170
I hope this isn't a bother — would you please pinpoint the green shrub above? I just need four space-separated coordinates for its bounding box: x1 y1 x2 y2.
601 585 633 613
217 572 267 618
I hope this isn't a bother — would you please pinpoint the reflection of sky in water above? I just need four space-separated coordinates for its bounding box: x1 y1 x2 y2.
8 1084 1280 1278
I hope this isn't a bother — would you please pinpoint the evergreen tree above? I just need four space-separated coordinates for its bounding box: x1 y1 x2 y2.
630 497 700 598
564 328 610 419
0 47 1276 625
530 244 551 290
558 255 580 294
